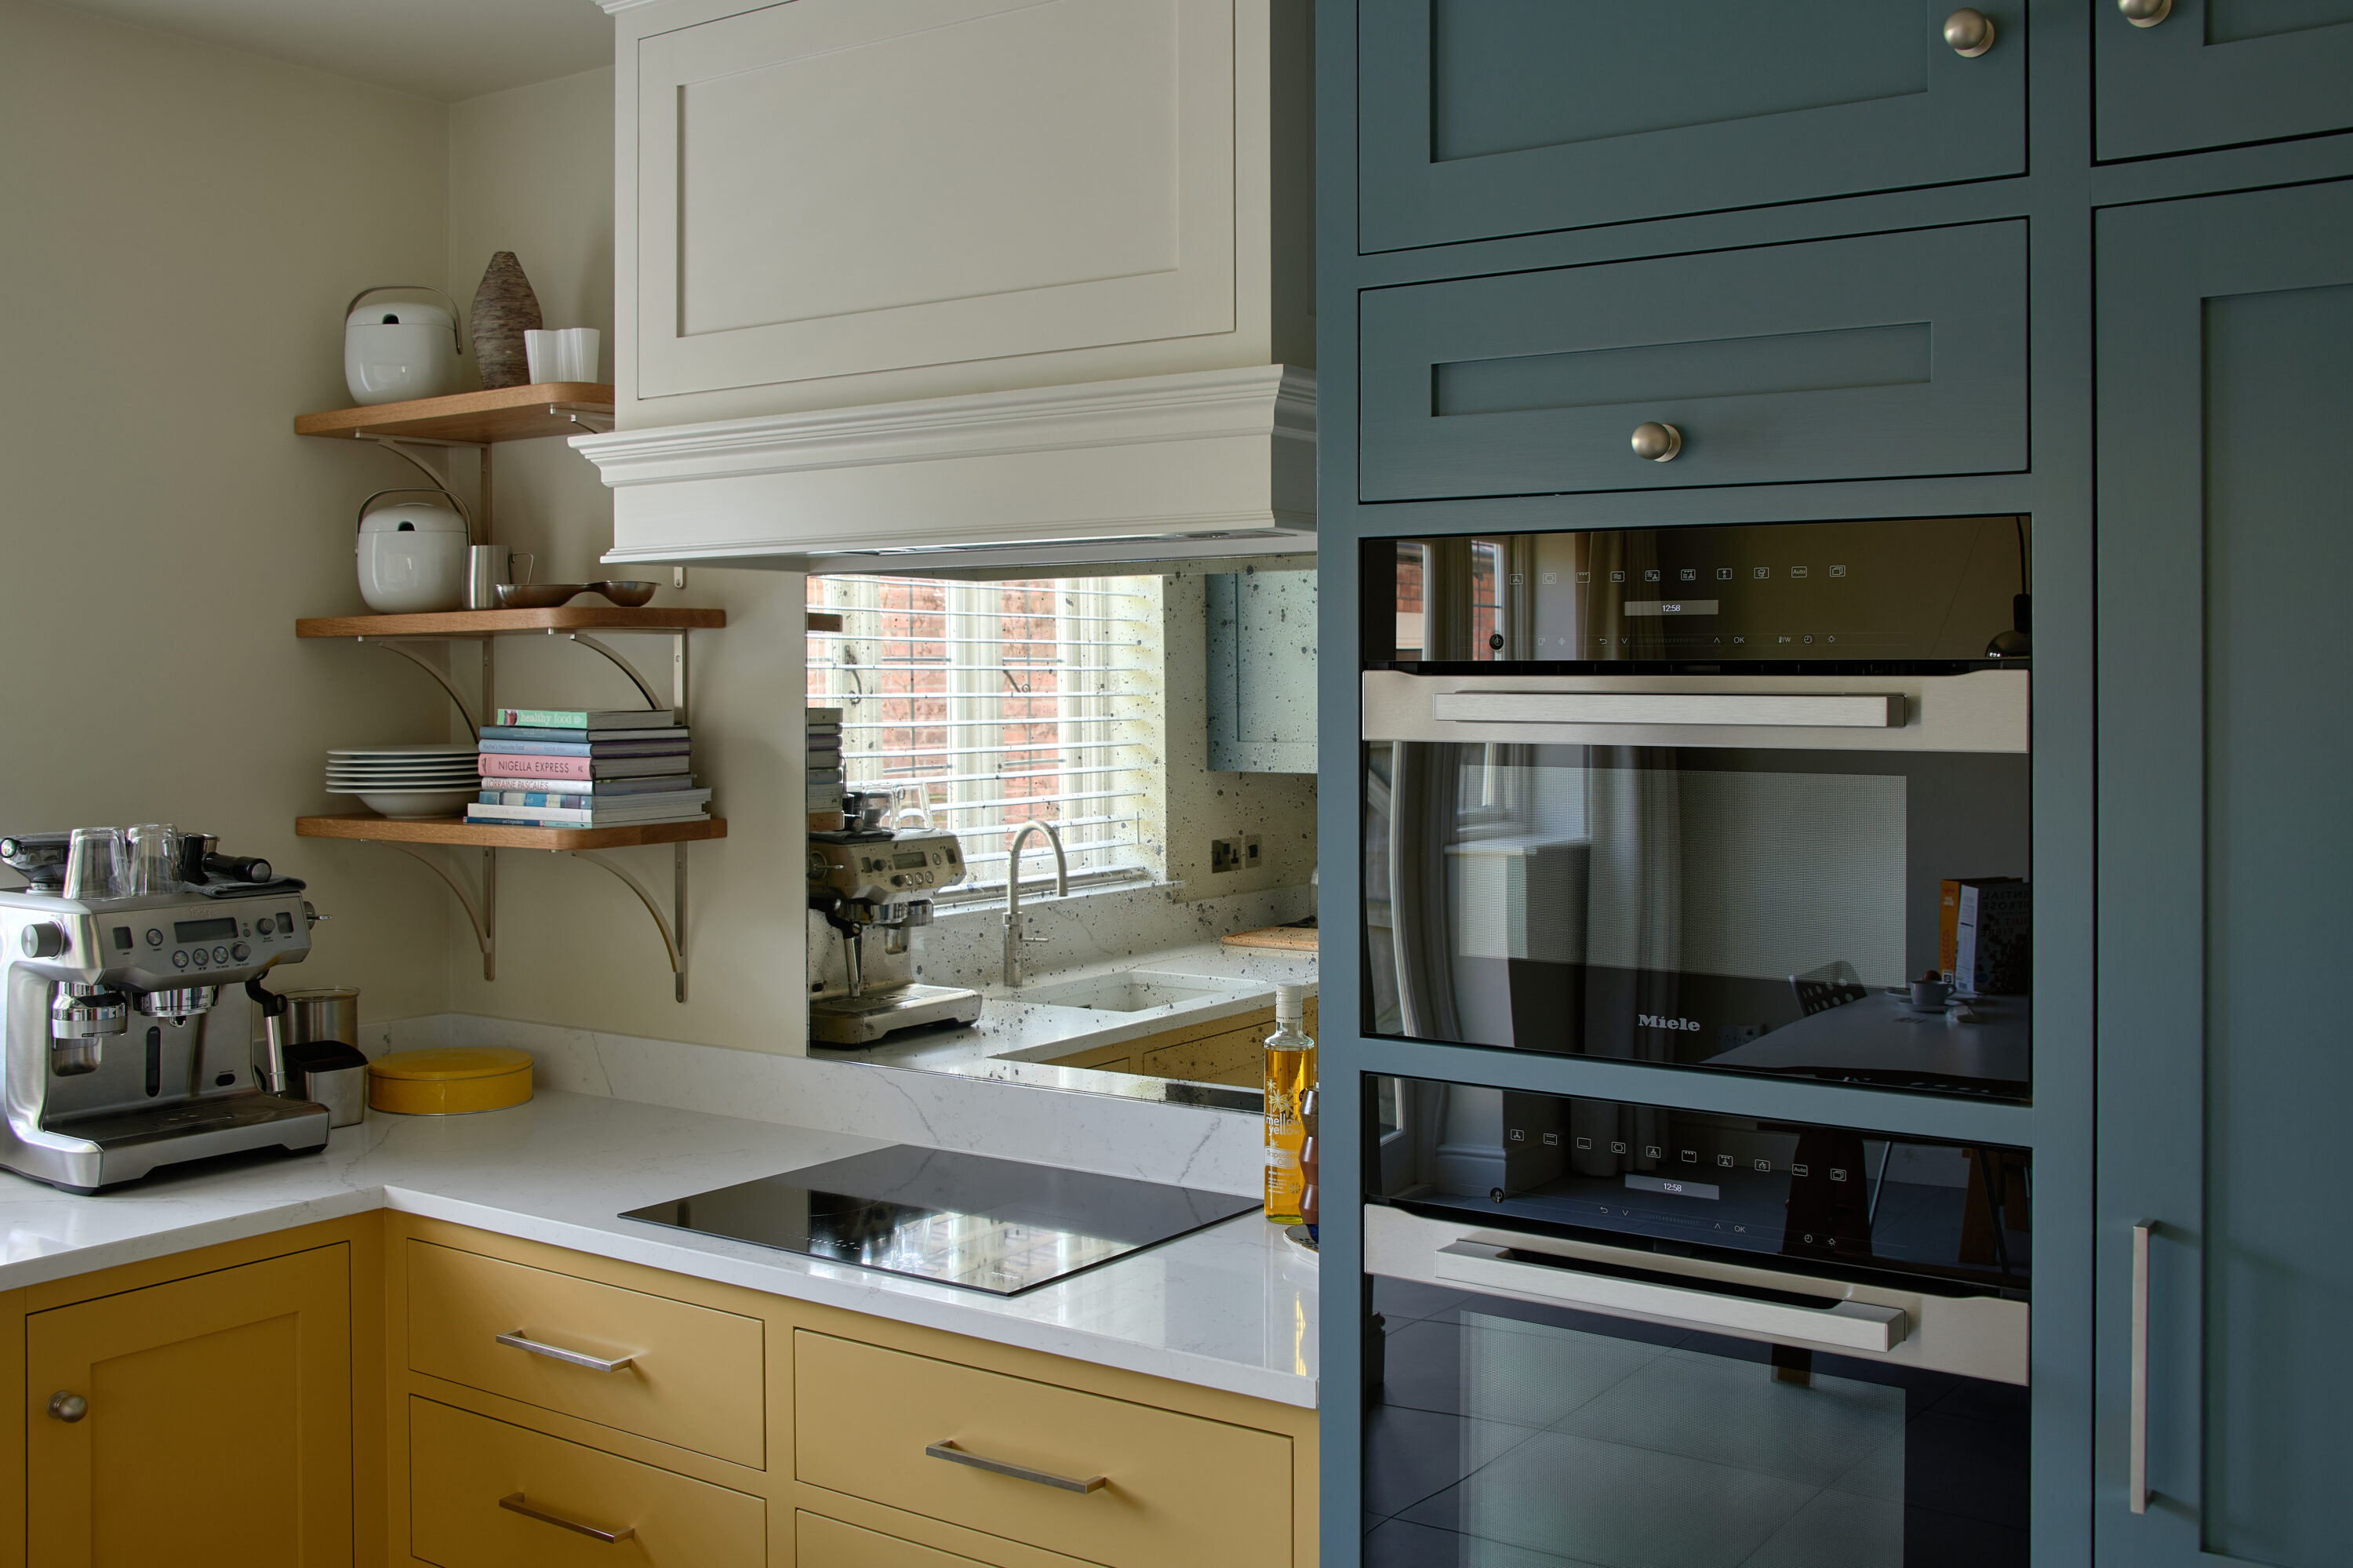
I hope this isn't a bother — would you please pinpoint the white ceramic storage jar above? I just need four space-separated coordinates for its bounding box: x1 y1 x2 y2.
355 489 470 613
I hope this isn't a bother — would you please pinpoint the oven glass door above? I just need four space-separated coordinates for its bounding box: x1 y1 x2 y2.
1364 735 2031 1098
1363 1274 2030 1567
1364 1079 2031 1566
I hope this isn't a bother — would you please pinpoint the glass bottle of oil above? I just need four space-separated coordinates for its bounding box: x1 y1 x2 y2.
1263 984 1317 1224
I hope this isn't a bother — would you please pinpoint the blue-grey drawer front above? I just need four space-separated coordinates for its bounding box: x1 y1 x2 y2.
1358 0 2024 253
1359 222 2029 502
2094 0 2353 161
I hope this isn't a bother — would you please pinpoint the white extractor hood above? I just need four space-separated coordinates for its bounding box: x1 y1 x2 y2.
573 364 1315 576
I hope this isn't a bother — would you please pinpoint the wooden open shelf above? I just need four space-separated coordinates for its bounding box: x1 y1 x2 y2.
296 815 727 851
293 383 615 444
296 606 726 638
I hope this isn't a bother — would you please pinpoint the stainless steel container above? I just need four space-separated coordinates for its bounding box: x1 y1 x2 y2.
281 988 359 1047
285 1041 369 1129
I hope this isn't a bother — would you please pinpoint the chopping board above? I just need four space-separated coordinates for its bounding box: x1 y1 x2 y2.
1221 923 1318 953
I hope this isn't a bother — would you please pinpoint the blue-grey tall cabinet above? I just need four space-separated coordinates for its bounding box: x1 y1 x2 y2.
1317 3 2353 1565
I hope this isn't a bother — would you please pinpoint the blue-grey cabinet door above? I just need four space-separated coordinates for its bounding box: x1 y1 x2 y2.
2095 0 2353 161
1357 0 2025 253
2096 178 2353 1567
1359 221 2028 501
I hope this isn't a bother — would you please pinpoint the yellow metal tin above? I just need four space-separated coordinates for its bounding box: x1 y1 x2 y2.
366 1047 533 1115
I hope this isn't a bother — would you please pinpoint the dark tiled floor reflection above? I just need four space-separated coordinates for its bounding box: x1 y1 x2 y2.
1362 1297 2028 1568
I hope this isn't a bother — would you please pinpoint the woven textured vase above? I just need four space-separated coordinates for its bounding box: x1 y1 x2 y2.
469 251 542 389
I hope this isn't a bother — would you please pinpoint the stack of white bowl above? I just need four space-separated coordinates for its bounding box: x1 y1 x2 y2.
325 746 479 820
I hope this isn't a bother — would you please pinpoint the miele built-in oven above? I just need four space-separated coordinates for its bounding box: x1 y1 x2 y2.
1362 1079 2030 1567
1363 517 2031 1099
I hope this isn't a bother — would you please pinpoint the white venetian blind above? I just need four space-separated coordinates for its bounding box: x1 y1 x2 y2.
806 575 1162 898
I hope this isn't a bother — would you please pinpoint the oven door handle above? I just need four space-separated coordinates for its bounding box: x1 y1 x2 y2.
1428 691 1903 729
1434 1240 1910 1353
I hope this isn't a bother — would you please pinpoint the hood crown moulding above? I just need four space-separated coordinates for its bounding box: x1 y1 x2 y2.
574 365 1316 573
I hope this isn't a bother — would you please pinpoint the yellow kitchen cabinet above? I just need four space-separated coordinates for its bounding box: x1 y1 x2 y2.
796 1330 1291 1568
409 1396 765 1566
1050 996 1318 1089
388 1215 1317 1566
19 1219 382 1568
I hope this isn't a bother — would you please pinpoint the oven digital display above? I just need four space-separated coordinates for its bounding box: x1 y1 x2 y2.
172 916 238 944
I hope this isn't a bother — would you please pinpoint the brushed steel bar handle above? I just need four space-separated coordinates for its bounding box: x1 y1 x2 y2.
2119 0 2171 25
1431 691 1903 729
1437 1241 1907 1352
1944 8 1997 54
495 1330 635 1373
2129 1221 2153 1514
926 1439 1107 1493
499 1492 635 1543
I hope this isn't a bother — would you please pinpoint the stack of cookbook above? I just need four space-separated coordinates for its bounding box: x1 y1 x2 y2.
466 707 710 829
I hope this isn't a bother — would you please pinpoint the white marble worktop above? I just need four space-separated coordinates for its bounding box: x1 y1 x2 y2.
0 1090 1320 1408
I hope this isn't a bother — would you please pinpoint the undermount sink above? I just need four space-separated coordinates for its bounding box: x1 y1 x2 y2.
1019 973 1235 1013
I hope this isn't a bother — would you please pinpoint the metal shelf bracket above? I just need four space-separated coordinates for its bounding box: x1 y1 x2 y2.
380 842 496 980
355 636 484 740
567 844 691 1002
555 629 686 718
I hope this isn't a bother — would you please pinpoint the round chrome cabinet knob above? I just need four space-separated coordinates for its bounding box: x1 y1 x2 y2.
1631 422 1683 462
2118 0 2170 24
1944 8 1997 55
20 922 66 959
47 1392 86 1423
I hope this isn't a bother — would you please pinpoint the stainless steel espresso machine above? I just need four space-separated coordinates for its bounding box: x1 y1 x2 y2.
806 812 982 1046
0 831 329 1193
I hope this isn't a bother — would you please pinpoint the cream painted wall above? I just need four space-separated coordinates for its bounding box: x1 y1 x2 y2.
0 0 456 1022
442 67 813 1050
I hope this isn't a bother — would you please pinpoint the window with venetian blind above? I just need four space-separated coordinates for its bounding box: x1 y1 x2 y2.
806 576 1162 900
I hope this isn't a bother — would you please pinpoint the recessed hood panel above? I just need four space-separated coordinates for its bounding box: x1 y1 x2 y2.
574 364 1315 573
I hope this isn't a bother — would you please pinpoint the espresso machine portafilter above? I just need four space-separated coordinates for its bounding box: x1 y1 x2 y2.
0 828 329 1193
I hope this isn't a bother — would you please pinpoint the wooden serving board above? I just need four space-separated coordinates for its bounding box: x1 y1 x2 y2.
1220 924 1318 953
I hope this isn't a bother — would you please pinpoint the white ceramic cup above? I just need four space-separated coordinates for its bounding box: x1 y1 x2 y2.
555 327 600 381
524 327 601 384
523 329 559 384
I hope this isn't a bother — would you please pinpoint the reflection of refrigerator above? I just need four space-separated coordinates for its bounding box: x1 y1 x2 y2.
1497 1091 1568 1195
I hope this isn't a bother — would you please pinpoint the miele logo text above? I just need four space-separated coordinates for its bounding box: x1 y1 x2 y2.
1638 1014 1703 1031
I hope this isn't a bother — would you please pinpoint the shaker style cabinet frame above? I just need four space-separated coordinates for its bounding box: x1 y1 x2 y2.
2095 177 2353 1568
631 0 1238 405
1358 221 2030 500
25 1243 355 1566
2093 0 2353 162
1355 0 2024 253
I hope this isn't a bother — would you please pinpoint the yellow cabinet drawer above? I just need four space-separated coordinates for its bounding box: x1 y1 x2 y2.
795 1330 1291 1568
798 1511 997 1566
406 1239 765 1467
410 1397 765 1566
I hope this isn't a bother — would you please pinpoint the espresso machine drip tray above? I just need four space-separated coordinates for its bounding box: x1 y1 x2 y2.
621 1145 1259 1296
809 982 980 1046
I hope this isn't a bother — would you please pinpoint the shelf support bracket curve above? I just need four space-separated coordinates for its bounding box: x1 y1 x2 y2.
567 846 689 1002
380 842 495 980
355 637 482 740
558 631 666 714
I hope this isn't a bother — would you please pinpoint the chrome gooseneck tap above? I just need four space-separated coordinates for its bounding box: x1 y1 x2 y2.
1002 820 1068 988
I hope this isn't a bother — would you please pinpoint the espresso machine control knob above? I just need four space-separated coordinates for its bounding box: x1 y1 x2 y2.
19 922 66 959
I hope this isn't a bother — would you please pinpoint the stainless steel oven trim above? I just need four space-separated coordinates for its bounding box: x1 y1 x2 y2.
1366 1203 2029 1386
1363 669 2029 753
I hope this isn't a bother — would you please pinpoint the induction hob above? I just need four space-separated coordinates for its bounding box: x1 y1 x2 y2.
620 1145 1260 1296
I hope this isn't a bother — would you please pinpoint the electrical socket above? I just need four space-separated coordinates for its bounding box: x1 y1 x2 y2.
1243 834 1262 870
1209 837 1242 873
